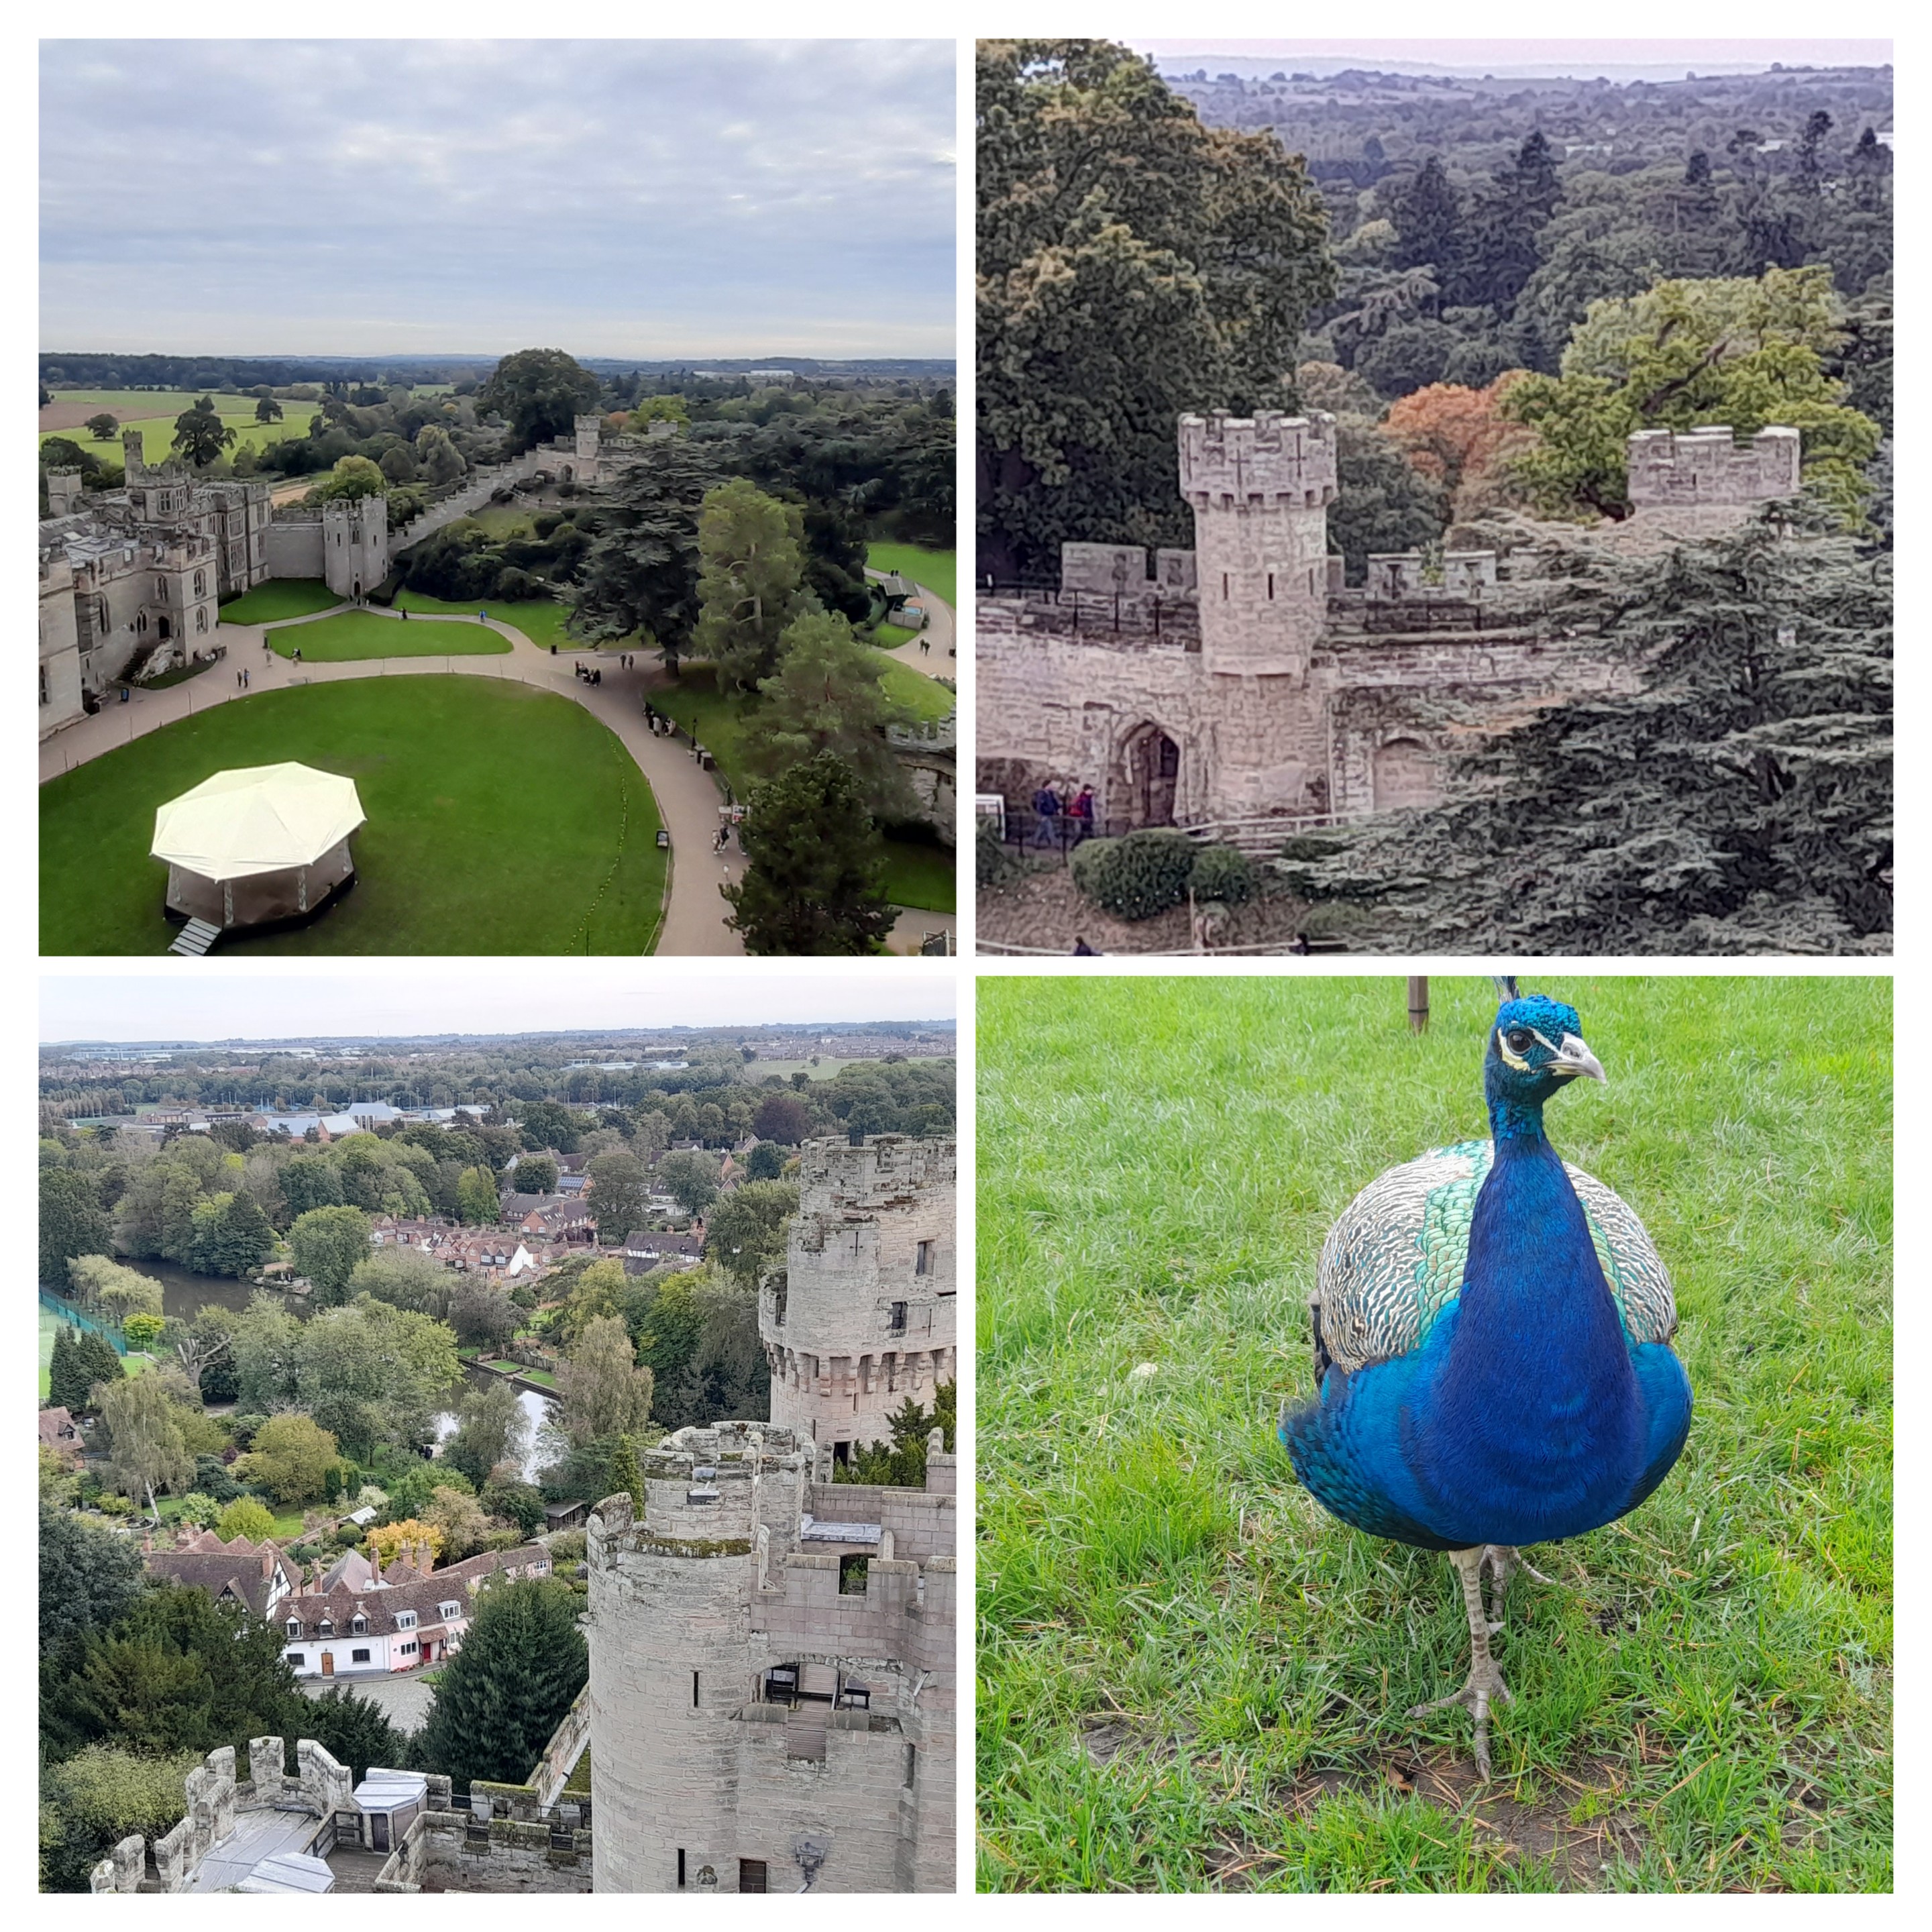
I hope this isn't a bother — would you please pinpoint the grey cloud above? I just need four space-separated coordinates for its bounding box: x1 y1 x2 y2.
41 39 956 356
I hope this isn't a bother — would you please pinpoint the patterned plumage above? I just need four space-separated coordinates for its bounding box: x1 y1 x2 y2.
1279 987 1693 1775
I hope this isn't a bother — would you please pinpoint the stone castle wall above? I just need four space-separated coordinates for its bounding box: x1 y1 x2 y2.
585 1423 955 1894
1625 425 1801 509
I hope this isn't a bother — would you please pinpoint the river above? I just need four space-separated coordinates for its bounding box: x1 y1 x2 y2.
123 1257 559 1481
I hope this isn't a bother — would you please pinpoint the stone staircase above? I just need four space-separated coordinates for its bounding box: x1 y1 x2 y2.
167 918 221 957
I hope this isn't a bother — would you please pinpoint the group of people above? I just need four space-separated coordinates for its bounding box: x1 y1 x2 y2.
641 702 676 739
233 666 253 689
573 661 603 686
1029 780 1097 847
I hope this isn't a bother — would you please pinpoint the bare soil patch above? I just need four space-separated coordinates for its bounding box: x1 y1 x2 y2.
40 400 112 433
978 861 1316 955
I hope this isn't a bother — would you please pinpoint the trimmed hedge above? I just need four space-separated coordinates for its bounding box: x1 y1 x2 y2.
1189 843 1254 905
1071 830 1198 920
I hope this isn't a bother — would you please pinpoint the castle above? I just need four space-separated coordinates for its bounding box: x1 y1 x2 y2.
38 414 610 739
977 412 1803 834
581 1134 957 1892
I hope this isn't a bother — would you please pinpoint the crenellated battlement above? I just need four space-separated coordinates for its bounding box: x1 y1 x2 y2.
1625 424 1802 510
1179 409 1338 508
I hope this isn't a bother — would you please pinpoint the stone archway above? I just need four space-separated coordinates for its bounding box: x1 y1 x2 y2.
1373 737 1436 810
1116 722 1181 828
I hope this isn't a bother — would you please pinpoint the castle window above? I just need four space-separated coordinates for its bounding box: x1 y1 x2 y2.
692 1670 701 1709
1222 573 1229 599
904 1743 917 1790
838 1554 869 1596
39 665 47 707
1267 573 1275 600
154 577 166 600
739 1860 767 1894
916 1240 934 1277
193 570 205 598
888 1299 908 1334
195 607 208 633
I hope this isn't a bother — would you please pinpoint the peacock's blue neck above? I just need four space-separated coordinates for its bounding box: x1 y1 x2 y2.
1485 1060 1552 1144
1409 1094 1643 1540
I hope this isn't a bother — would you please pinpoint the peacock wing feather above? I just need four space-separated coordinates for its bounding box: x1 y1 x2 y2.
1312 1141 1676 1377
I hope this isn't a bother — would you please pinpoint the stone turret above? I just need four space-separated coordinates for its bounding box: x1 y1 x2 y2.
321 492 389 598
44 468 83 517
760 1136 957 1460
1179 410 1337 678
1625 424 1801 511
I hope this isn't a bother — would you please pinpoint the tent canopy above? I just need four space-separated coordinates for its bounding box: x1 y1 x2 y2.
152 763 365 883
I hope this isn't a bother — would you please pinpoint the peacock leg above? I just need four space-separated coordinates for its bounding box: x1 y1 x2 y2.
1407 1544 1512 1780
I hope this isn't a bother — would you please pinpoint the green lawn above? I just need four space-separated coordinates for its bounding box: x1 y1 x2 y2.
868 621 920 650
877 660 956 724
41 679 667 955
394 591 588 654
220 580 343 625
39 1310 58 1399
266 610 510 660
868 543 956 610
745 1057 885 1081
977 975 1892 1892
651 667 954 911
42 409 305 464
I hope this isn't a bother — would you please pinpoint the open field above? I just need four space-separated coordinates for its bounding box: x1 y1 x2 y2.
218 580 341 625
267 610 510 661
867 543 956 610
978 975 1892 1892
42 395 306 464
40 679 666 956
648 666 954 912
394 590 586 654
743 1057 890 1081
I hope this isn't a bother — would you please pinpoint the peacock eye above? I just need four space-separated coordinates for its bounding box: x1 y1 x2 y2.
1505 1029 1532 1055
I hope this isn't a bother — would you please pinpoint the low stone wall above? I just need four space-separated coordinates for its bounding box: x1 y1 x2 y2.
374 1809 593 1893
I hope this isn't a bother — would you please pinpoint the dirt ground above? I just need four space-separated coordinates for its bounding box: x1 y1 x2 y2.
40 400 113 433
977 860 1318 955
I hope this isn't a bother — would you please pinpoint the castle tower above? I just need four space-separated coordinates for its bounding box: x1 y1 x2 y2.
44 469 83 518
1178 409 1336 679
586 1426 810 1893
1625 424 1802 512
574 413 601 463
321 493 390 599
759 1136 957 1463
121 427 148 483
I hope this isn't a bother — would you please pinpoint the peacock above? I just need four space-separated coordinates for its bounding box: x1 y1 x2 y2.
1279 981 1693 1778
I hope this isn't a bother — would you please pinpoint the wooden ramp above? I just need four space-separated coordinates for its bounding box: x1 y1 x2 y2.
168 918 221 957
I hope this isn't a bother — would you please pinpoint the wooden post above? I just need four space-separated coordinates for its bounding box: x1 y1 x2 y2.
1407 976 1429 1033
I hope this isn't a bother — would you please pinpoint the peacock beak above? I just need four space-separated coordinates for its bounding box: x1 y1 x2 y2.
1550 1033 1607 1083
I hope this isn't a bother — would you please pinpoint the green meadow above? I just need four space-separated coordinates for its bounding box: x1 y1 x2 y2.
977 975 1892 1892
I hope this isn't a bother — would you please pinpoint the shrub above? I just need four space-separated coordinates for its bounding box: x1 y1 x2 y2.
1189 843 1254 906
215 1496 277 1542
977 821 1015 890
1071 830 1198 921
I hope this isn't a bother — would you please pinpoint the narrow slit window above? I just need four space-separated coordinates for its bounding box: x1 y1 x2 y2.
692 1670 701 1708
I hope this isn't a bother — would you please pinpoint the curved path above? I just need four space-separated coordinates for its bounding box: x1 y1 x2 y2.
865 571 957 680
38 602 742 957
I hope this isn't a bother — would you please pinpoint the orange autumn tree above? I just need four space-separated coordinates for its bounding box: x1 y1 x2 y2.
1383 374 1534 522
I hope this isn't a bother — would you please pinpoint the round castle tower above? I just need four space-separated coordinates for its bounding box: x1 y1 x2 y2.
759 1136 957 1464
587 1424 808 1894
1178 409 1337 679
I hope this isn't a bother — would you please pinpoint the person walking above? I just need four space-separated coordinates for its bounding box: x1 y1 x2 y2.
1030 782 1061 849
1070 784 1096 843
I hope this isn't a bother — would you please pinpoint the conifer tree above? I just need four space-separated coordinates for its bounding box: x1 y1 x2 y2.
48 1325 91 1413
413 1580 588 1788
606 1434 643 1512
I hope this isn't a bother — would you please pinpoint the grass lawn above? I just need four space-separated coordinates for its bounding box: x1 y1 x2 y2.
745 1057 885 1081
867 543 956 610
977 975 1892 1892
219 580 341 625
651 667 954 911
877 659 956 724
868 621 920 650
42 410 305 464
394 590 587 654
485 1360 557 1388
880 841 957 913
39 1310 58 1399
266 610 510 660
41 679 667 955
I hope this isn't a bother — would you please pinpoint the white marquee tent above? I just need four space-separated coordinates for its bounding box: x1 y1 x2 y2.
153 762 365 930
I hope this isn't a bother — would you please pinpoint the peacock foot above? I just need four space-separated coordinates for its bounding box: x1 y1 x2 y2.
1407 1654 1513 1782
1410 1544 1515 1780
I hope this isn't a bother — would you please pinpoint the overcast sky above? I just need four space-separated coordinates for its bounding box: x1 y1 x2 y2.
39 39 955 359
1134 38 1890 78
40 967 955 1044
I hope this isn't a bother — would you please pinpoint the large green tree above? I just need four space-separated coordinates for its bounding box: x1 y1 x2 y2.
292 1295 460 1459
413 1580 588 1787
96 1371 195 1519
586 1149 649 1246
747 610 918 814
702 1180 798 1288
39 1504 146 1648
977 38 1335 578
723 752 896 955
692 478 811 693
571 439 728 671
40 1167 110 1286
556 1315 654 1446
1279 513 1891 953
171 398 235 467
655 1149 720 1218
443 1377 527 1488
287 1203 374 1304
235 1411 339 1503
476 348 598 455
1505 266 1882 523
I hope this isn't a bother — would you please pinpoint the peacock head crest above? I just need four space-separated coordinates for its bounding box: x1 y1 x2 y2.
1485 991 1605 1131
